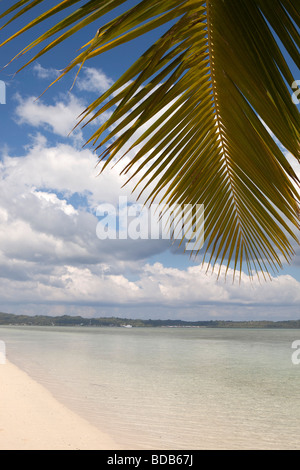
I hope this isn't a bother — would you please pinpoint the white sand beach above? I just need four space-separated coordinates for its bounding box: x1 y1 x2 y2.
0 361 120 450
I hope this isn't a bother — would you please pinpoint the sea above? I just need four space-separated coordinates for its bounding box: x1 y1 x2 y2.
0 325 299 450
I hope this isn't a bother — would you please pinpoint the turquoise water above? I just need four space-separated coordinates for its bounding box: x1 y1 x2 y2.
0 326 300 449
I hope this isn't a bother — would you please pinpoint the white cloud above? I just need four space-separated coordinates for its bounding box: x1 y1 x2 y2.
1 66 299 320
0 137 168 271
33 63 60 80
76 67 114 94
14 93 85 140
1 136 298 318
135 262 300 307
2 137 137 207
32 190 78 216
286 151 300 182
14 84 113 143
0 258 299 320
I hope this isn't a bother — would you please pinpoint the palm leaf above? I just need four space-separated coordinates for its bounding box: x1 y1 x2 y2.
0 0 299 279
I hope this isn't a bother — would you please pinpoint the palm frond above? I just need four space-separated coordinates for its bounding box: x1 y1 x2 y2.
0 0 299 279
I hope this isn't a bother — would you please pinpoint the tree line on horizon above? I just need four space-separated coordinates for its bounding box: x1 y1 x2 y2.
0 312 299 328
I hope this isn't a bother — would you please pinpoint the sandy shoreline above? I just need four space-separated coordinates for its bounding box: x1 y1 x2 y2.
0 360 121 450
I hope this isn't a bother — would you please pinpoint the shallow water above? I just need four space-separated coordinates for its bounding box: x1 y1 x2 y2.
1 326 300 449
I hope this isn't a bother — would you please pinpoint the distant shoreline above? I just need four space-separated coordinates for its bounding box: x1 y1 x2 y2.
0 312 300 329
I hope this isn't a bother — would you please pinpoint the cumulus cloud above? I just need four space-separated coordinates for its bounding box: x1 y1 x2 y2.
76 67 114 94
1 136 140 207
14 93 85 140
0 136 169 275
1 135 298 318
0 259 299 320
33 63 60 80
14 85 113 144
0 65 299 320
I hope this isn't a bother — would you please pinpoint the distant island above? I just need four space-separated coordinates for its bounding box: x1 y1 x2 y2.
0 312 299 328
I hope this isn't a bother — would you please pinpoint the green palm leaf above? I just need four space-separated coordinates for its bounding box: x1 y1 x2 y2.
1 0 299 279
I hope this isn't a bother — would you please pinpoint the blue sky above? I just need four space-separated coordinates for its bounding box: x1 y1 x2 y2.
0 1 299 321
